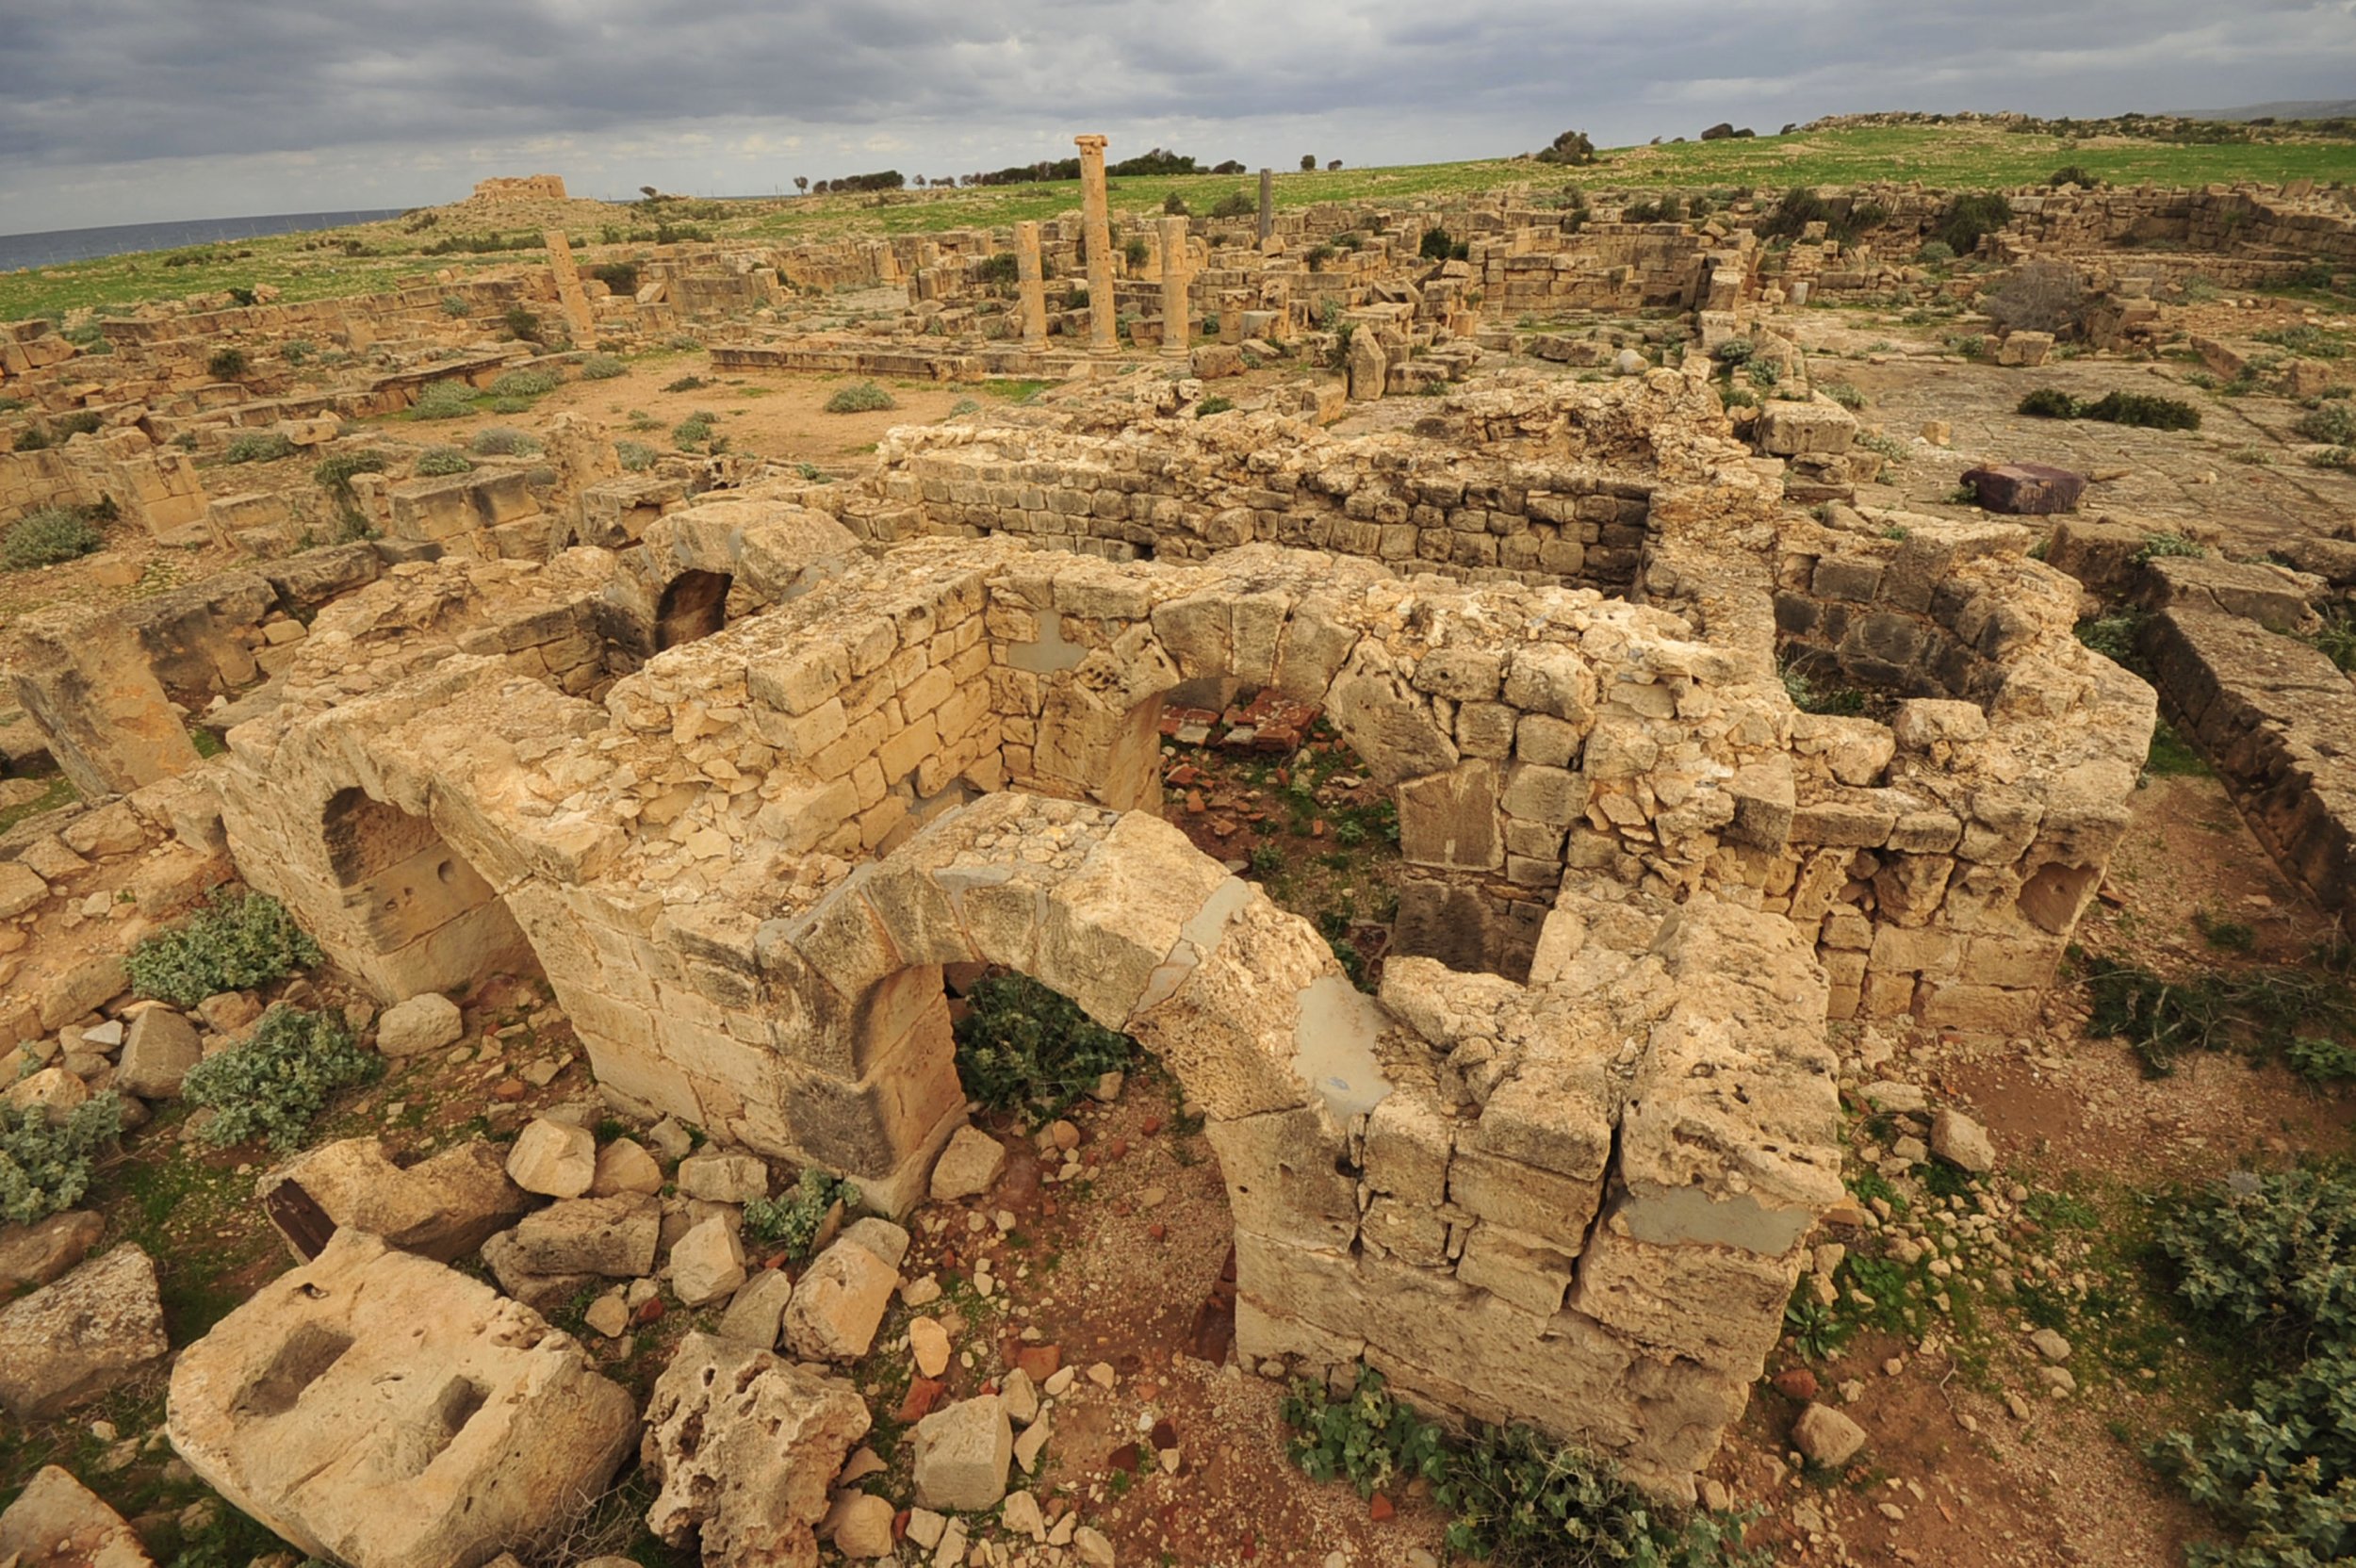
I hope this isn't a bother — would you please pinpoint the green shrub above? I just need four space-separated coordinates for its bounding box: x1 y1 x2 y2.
823 381 896 414
2297 401 2356 445
743 1168 859 1259
183 1005 378 1153
2083 953 2356 1079
2018 387 2078 418
2081 390 2201 430
615 439 658 471
124 890 322 1007
411 380 479 419
1711 338 1753 368
313 451 387 512
1937 190 2014 256
579 352 626 380
222 432 297 464
2050 165 2099 188
1161 192 1189 217
1210 190 1255 220
468 426 540 457
489 367 560 400
2135 531 2205 562
414 446 473 476
9 426 47 452
1 507 103 570
206 347 249 380
952 972 1137 1129
1284 1367 1759 1567
1819 381 1865 410
502 304 545 344
671 413 716 449
1915 239 1956 264
661 374 707 393
1195 396 1234 417
0 1093 123 1225
974 253 1021 287
55 410 101 437
439 294 471 317
588 262 639 298
2151 1170 2356 1566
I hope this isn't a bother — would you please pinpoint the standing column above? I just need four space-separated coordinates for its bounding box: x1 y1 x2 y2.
1257 169 1274 243
1158 217 1191 357
543 230 596 340
1075 135 1118 354
1013 221 1048 351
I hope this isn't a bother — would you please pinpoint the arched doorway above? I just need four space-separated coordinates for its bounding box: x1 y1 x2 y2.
320 787 538 1000
654 569 732 650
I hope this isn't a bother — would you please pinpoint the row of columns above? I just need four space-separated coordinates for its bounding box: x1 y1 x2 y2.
1004 137 1273 358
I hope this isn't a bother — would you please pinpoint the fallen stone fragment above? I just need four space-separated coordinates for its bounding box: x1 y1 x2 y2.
0 1463 156 1567
642 1331 870 1568
507 1193 661 1278
781 1233 898 1363
715 1269 794 1349
829 1492 895 1559
167 1230 636 1568
911 1396 1013 1512
116 1007 201 1099
506 1118 596 1198
375 993 464 1057
678 1151 769 1204
909 1315 952 1378
0 1209 106 1292
1931 1107 1996 1173
1792 1403 1868 1468
0 1245 170 1418
257 1137 529 1263
929 1125 1007 1202
669 1215 746 1308
591 1138 663 1196
1963 461 2085 515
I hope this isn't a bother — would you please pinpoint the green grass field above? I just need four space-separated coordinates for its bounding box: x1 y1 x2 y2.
4 123 2351 327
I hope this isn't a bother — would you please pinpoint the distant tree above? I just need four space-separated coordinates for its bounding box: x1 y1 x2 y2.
1534 129 1595 167
1301 154 1317 172
1212 159 1245 174
911 175 927 188
1327 159 1342 171
794 176 809 193
640 185 659 200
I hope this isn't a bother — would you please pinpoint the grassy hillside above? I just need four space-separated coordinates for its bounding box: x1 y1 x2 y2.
3 123 2351 326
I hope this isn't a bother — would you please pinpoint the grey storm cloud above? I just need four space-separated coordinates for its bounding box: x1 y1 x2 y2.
2 0 2352 230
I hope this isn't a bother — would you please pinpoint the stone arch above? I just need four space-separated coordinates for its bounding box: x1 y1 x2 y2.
317 787 537 999
597 498 862 666
655 569 731 650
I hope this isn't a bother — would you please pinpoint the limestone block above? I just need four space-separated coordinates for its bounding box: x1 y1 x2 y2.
0 1209 105 1292
911 1396 1013 1511
642 1332 870 1568
117 1006 201 1098
1931 1107 1996 1173
1398 760 1501 871
2 1066 89 1123
1996 331 2053 368
167 1231 637 1568
0 859 45 918
0 1245 169 1417
1756 400 1857 458
592 1138 664 1196
669 1215 747 1307
678 1151 770 1204
1963 462 2084 515
506 1117 596 1198
0 1464 155 1568
376 992 464 1057
715 1268 794 1348
258 1137 530 1264
509 1193 661 1278
929 1124 1007 1202
781 1233 899 1363
1792 1403 1868 1467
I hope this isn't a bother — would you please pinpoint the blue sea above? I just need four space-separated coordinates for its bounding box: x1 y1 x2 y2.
0 209 408 272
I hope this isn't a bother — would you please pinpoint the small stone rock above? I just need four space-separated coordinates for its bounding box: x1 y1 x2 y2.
909 1315 952 1378
506 1118 596 1199
716 1269 794 1349
376 993 464 1057
592 1138 663 1196
2028 1328 2072 1363
584 1290 630 1338
117 1007 201 1099
929 1125 1008 1202
830 1492 896 1558
1932 1107 1997 1174
1792 1403 1868 1469
678 1151 769 1204
911 1396 1012 1512
669 1216 747 1308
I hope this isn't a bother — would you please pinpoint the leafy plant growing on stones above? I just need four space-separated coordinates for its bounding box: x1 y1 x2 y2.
743 1168 860 1259
0 1092 123 1225
824 381 896 414
0 507 102 570
414 446 473 476
222 432 297 464
124 890 322 1007
952 972 1137 1129
411 380 478 419
182 1005 378 1153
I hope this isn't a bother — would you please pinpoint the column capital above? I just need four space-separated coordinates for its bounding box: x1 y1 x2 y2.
1073 134 1109 154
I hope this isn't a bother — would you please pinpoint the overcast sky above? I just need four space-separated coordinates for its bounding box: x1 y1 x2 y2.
3 0 2352 235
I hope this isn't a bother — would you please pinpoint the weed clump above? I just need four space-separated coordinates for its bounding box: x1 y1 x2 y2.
468 426 541 457
824 381 896 414
2015 388 2201 431
0 1093 123 1225
2082 950 2356 1080
222 432 297 464
411 381 479 419
183 1005 378 1152
414 446 473 476
125 890 322 1008
206 347 249 380
489 367 560 400
743 1168 860 1259
578 352 627 381
952 972 1137 1129
1 507 103 570
614 439 658 472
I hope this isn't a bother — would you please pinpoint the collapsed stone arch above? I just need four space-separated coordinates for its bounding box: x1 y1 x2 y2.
596 498 862 666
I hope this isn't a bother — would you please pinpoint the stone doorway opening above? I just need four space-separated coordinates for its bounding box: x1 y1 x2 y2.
319 787 541 1001
654 569 733 651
